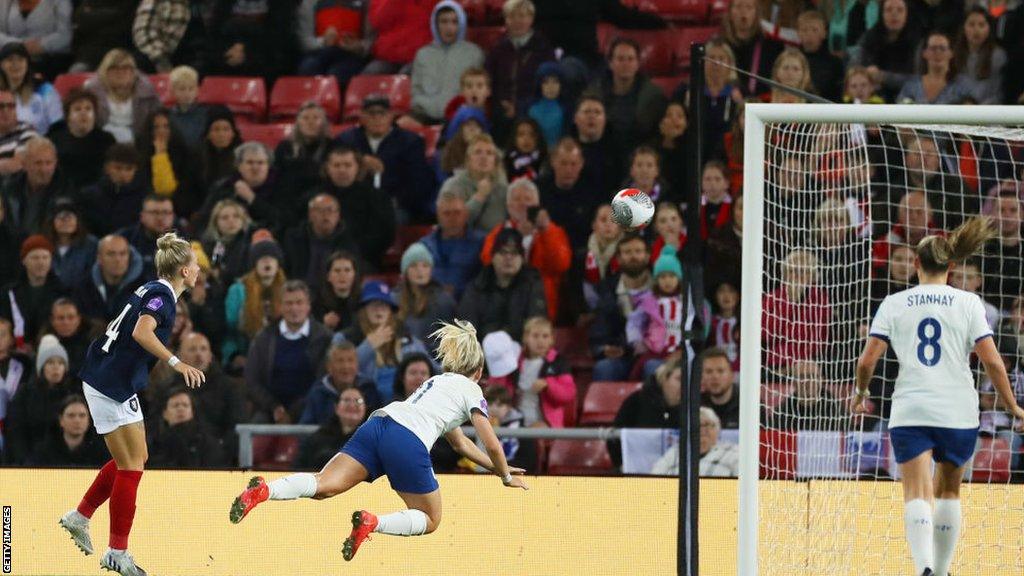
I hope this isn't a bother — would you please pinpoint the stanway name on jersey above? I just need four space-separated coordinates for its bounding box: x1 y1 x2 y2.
906 293 955 307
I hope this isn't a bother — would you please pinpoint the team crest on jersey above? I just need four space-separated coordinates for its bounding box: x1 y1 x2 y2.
146 297 163 311
128 397 139 413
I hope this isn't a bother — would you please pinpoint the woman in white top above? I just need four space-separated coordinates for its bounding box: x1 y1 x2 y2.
230 319 528 562
853 217 1024 576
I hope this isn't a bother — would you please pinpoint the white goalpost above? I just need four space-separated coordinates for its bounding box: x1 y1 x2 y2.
739 104 1024 576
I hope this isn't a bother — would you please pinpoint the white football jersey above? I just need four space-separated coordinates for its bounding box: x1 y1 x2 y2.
869 284 992 429
374 372 488 450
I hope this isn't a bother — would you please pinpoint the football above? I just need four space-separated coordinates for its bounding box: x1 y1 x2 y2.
610 188 655 230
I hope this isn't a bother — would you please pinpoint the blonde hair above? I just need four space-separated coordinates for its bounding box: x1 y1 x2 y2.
96 49 136 87
503 0 535 17
155 231 193 279
169 65 198 88
203 198 251 242
704 38 739 83
814 198 849 230
916 216 996 274
781 249 819 284
430 319 485 376
771 47 814 95
523 316 552 337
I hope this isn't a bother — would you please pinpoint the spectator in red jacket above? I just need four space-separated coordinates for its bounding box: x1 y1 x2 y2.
762 248 830 371
363 0 437 75
480 178 571 321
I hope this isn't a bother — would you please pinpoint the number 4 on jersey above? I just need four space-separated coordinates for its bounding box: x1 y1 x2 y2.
102 304 132 353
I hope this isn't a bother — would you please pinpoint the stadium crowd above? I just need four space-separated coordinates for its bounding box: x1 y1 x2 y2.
0 0 1021 477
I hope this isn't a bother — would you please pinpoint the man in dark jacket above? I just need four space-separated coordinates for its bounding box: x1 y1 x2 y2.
146 387 229 469
79 144 148 237
70 0 138 71
283 194 361 294
75 235 145 324
312 147 395 271
586 38 667 152
538 137 598 251
534 0 664 68
0 136 72 236
589 232 651 381
204 0 297 82
607 357 683 467
335 95 438 223
571 95 625 197
299 340 380 425
244 280 332 423
118 194 176 280
457 228 547 342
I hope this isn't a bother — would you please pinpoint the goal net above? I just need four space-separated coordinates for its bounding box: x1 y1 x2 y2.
738 105 1024 576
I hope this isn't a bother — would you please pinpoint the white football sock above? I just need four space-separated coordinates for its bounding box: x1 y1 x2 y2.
268 473 318 500
375 509 428 536
932 498 961 576
904 498 934 575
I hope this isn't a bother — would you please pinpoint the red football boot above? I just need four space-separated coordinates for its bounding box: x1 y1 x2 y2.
229 476 268 524
342 510 378 561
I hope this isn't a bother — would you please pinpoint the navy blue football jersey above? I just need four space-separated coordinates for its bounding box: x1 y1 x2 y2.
79 280 177 402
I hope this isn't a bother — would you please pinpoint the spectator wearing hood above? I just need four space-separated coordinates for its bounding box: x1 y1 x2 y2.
409 1 483 125
0 235 66 344
3 334 79 464
486 0 555 121
79 143 148 237
74 234 144 324
197 104 243 192
528 61 569 147
438 104 488 177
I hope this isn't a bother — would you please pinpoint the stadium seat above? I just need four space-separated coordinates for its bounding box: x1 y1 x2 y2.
466 26 506 52
554 326 594 371
330 122 358 137
650 76 683 98
238 122 293 148
53 72 93 98
343 74 411 120
250 436 301 470
270 76 342 121
545 439 614 475
409 124 442 158
197 76 267 121
579 381 643 426
971 436 1011 483
148 73 173 106
458 0 490 24
595 25 676 76
632 0 710 22
382 224 435 270
673 26 720 70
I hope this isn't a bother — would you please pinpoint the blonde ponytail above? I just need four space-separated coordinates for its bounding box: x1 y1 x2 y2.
155 231 194 279
430 319 484 377
916 216 996 274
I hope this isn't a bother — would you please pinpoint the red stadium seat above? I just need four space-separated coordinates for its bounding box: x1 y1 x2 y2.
466 26 506 52
197 76 267 121
650 76 683 98
595 25 677 76
148 73 173 106
270 76 342 121
362 273 401 287
409 124 442 158
343 74 411 120
674 26 720 70
251 436 301 470
238 122 292 148
633 0 710 22
330 122 358 137
546 439 614 475
708 0 728 21
554 326 593 371
579 381 643 426
54 72 93 98
382 224 435 271
971 437 1011 483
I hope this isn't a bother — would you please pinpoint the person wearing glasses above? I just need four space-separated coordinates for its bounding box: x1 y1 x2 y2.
117 194 177 280
294 386 369 472
897 32 974 105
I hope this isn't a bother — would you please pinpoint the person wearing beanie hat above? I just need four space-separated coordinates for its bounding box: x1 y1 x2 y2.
46 197 101 289
248 233 286 269
1 232 64 346
20 234 55 261
625 242 694 380
400 243 434 275
396 242 456 352
198 104 242 188
223 230 287 361
35 334 69 376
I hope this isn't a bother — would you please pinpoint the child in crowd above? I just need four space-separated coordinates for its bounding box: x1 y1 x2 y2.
700 161 733 240
948 258 1001 330
460 386 536 473
650 201 687 262
528 62 567 147
797 10 844 103
583 203 623 309
769 47 815 104
443 67 491 122
627 245 688 379
504 117 547 181
707 282 740 373
439 107 487 175
625 146 669 204
167 66 207 149
843 66 885 104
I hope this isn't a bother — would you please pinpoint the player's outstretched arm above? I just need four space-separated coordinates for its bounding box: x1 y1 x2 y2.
467 412 528 490
975 336 1024 432
133 314 206 388
444 425 528 479
852 336 888 414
